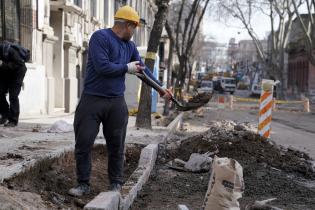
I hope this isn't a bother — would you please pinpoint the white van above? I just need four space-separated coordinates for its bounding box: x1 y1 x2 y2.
214 77 236 94
197 80 213 93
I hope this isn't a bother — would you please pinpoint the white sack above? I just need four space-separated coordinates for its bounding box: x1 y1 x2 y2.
203 156 244 210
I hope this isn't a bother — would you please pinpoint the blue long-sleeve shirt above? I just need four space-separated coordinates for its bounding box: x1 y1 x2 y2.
84 28 161 97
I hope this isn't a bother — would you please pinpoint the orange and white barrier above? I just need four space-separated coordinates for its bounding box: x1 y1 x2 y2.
218 95 225 109
258 79 276 138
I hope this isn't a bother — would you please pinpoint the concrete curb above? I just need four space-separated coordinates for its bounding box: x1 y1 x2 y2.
164 112 184 144
166 112 184 131
178 205 190 210
120 144 158 210
84 192 120 210
84 113 183 210
84 143 159 210
0 145 74 183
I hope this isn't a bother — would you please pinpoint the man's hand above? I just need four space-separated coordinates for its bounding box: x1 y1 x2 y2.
127 61 145 75
160 88 173 101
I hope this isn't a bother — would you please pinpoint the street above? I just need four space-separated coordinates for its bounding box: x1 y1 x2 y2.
207 89 315 158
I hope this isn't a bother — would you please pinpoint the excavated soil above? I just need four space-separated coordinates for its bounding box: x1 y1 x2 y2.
132 120 315 210
2 144 142 209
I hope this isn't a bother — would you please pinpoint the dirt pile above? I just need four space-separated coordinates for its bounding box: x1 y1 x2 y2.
133 120 315 210
168 120 314 179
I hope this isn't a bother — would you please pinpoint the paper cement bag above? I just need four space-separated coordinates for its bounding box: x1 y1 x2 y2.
203 156 244 210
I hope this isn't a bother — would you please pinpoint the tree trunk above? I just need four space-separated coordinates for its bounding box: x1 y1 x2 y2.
278 53 287 99
174 58 185 100
186 61 193 93
180 59 188 90
163 22 174 116
135 0 170 129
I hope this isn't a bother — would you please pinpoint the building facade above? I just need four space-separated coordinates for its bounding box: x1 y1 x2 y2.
287 15 315 102
0 0 156 115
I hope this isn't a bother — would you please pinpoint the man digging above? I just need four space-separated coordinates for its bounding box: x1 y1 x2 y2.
68 6 171 197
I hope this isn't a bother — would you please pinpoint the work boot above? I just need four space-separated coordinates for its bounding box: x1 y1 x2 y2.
4 121 17 127
68 183 90 197
0 117 8 125
109 183 122 192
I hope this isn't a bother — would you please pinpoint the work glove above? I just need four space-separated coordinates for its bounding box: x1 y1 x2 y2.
127 61 144 75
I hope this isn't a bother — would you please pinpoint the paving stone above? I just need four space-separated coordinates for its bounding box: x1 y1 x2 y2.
84 192 120 210
178 204 190 210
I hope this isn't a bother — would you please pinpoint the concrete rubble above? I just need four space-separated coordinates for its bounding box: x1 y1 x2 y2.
172 152 213 172
245 198 283 210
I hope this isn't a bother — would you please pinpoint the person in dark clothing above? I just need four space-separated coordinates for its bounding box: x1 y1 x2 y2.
68 6 172 197
0 41 29 127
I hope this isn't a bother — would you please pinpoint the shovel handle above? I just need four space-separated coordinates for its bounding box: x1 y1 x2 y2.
136 71 165 93
135 71 185 109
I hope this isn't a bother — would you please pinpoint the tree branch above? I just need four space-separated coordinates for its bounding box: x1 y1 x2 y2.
185 0 210 56
181 0 200 54
175 0 186 57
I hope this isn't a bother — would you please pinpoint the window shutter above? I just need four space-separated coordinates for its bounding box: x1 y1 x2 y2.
20 0 33 61
0 0 20 43
5 0 20 43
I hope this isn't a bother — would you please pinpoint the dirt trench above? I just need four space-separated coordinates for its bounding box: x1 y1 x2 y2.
1 144 142 209
132 120 315 210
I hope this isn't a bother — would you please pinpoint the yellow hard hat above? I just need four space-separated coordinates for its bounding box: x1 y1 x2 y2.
114 5 140 26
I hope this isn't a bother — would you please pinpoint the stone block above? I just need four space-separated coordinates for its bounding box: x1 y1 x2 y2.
120 144 158 210
138 144 158 168
84 192 120 210
178 205 190 210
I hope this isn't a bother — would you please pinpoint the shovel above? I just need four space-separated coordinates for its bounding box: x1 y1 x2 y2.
136 71 212 111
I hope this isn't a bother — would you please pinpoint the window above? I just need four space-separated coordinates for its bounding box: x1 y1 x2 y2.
0 0 20 43
114 0 121 12
90 0 97 17
104 0 109 25
74 0 82 7
20 0 33 60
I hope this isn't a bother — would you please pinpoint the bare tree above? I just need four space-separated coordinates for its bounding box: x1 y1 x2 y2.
292 0 315 65
218 0 303 98
163 20 175 116
186 32 205 92
167 0 211 99
136 0 170 129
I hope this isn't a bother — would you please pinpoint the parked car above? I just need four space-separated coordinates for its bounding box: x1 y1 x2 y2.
197 80 213 93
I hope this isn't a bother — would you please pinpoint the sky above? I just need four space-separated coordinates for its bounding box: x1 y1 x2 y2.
202 12 270 44
202 2 310 45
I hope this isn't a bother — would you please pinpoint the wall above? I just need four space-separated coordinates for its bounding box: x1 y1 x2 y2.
20 64 46 115
18 0 156 115
308 63 315 102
